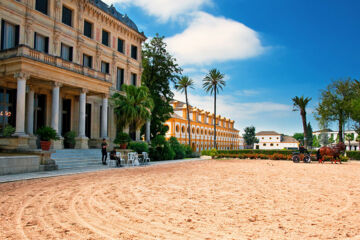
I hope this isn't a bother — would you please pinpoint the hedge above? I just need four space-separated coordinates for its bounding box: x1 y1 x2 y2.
215 149 317 156
347 151 360 160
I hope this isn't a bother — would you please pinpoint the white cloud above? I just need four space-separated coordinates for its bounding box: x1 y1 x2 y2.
102 0 211 22
165 12 265 66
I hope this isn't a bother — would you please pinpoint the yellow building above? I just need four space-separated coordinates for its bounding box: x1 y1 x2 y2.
165 100 241 152
0 0 146 149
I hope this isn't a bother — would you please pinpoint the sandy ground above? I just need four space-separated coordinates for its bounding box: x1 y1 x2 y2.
1 160 360 240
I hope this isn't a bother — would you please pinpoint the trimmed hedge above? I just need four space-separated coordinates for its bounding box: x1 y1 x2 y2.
347 151 360 160
216 149 317 156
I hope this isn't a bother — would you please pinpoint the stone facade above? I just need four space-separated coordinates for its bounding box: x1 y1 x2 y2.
0 0 146 149
165 100 241 152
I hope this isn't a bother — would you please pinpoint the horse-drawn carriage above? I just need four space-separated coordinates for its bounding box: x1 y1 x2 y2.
292 142 346 164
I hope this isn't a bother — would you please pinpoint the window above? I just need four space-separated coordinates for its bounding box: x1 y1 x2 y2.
101 61 110 74
83 20 92 38
263 143 266 146
34 33 49 53
1 20 19 50
0 87 16 136
131 73 137 86
61 43 73 61
62 6 73 27
176 125 179 133
116 68 124 90
270 143 274 146
131 45 137 59
35 0 48 15
181 126 185 133
83 54 92 68
102 30 109 46
118 38 124 53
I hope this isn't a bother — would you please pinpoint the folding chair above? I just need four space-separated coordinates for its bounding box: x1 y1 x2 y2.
127 152 135 166
142 152 150 165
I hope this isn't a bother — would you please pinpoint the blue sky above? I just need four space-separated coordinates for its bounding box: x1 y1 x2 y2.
105 0 360 135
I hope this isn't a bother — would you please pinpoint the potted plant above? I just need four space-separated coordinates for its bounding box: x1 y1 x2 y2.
114 132 131 149
36 126 59 151
64 131 76 149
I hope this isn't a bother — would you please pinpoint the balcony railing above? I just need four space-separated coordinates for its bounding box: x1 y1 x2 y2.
0 45 111 82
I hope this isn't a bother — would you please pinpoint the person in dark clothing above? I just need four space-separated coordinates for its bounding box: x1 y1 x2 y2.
101 138 108 165
110 148 122 167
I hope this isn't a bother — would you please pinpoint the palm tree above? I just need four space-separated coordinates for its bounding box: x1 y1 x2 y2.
345 133 354 151
203 69 226 149
176 76 194 146
292 96 312 149
112 85 154 140
356 134 360 151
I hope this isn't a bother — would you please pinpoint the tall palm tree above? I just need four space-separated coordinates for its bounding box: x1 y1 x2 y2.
176 76 194 146
292 96 312 148
203 69 226 149
112 85 154 139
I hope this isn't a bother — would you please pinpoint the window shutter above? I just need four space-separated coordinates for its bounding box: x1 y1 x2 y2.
44 37 49 53
1 20 4 50
89 56 92 68
34 32 37 49
15 25 20 46
69 46 73 61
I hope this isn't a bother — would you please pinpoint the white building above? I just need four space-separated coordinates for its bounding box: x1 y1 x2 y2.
313 129 359 151
254 131 299 150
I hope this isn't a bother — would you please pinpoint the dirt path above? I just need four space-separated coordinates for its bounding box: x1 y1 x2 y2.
1 160 360 240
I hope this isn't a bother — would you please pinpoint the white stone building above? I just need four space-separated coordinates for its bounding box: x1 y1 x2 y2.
313 129 359 151
254 131 299 150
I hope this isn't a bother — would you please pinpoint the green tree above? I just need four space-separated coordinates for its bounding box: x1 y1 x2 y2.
306 122 314 148
293 133 304 145
142 34 182 138
345 133 354 151
312 135 320 148
292 96 312 149
175 76 194 146
328 135 335 145
243 126 259 149
316 78 355 143
112 85 154 138
203 69 226 149
356 134 360 151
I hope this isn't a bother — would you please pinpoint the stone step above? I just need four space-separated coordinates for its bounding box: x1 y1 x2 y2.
52 149 105 169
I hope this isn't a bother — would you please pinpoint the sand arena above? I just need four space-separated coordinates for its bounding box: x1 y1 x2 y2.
1 160 360 240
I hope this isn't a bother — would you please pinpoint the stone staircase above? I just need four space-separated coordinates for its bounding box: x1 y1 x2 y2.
52 149 103 169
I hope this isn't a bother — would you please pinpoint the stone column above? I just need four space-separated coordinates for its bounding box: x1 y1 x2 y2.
13 72 29 136
51 83 61 134
75 89 88 149
26 88 35 135
146 120 151 143
101 96 108 139
136 129 141 141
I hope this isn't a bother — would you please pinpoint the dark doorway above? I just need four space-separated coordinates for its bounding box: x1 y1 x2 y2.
34 94 46 133
61 99 71 136
85 103 91 138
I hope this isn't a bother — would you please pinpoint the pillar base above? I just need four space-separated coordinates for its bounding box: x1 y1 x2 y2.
75 137 89 149
0 136 30 150
51 138 64 150
28 136 38 149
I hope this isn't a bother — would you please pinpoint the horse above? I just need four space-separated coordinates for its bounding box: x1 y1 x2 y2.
317 142 346 164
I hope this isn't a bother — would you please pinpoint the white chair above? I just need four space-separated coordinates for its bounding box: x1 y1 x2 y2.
133 152 140 166
116 152 125 166
108 152 117 168
127 152 135 166
142 152 150 165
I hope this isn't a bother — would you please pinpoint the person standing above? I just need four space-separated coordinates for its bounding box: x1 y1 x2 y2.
101 138 108 165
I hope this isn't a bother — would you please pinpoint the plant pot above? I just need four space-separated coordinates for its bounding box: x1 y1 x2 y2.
120 143 127 149
40 141 51 151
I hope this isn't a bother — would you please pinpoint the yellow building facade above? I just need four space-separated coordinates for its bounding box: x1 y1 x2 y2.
0 0 146 149
165 101 241 152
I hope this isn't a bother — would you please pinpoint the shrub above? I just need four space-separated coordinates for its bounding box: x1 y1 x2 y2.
64 131 76 149
347 151 360 160
36 126 59 141
129 141 149 154
168 137 186 160
149 135 175 161
183 145 194 158
3 125 15 137
114 132 131 145
339 155 349 162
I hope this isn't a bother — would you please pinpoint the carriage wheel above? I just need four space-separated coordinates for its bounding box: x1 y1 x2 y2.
292 155 300 163
304 155 311 163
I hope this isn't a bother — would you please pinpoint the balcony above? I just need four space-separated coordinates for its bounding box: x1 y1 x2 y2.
0 45 111 82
